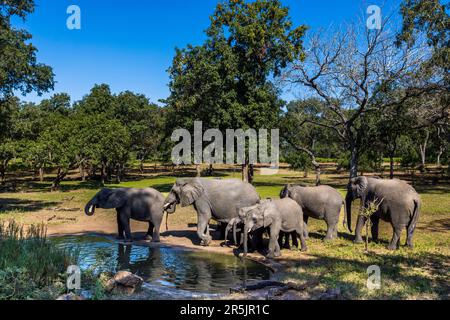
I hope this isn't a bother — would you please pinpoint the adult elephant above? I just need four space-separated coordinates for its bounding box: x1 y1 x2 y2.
280 184 346 240
163 178 260 246
345 177 421 250
85 188 165 243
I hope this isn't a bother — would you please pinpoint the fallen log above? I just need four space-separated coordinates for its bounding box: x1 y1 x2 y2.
230 279 319 295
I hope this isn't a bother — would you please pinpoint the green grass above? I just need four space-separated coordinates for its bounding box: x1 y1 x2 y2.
0 220 78 300
0 169 449 299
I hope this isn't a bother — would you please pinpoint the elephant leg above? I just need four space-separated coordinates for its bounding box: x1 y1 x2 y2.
218 222 227 240
354 215 366 244
116 210 124 240
119 213 132 242
145 222 154 241
324 221 334 241
267 225 281 258
283 232 291 249
297 227 308 252
387 225 402 250
151 214 163 243
405 224 415 249
278 231 284 249
370 216 380 243
291 231 299 249
303 215 309 239
197 211 212 246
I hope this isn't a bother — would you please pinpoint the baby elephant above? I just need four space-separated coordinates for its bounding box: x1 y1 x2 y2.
240 198 307 258
85 188 165 243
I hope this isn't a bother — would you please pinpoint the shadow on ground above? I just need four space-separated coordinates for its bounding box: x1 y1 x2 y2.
0 198 59 213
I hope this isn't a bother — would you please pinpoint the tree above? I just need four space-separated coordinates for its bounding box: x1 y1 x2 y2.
285 19 434 179
115 91 164 173
166 0 307 182
0 0 54 102
397 0 449 80
281 99 334 185
0 97 20 184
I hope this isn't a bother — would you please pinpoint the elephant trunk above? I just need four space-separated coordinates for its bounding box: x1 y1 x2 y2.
345 193 353 233
233 221 238 246
85 199 96 216
225 221 233 246
243 219 248 257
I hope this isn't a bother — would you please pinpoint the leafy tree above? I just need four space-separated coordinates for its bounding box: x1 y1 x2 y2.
166 0 306 182
115 91 164 172
281 98 337 185
0 0 54 102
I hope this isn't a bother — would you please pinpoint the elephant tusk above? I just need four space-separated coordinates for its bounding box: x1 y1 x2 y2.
89 205 94 213
163 203 171 210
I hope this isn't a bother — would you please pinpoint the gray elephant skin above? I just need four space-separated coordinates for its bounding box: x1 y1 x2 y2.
224 217 267 253
280 184 346 240
345 177 421 250
85 188 165 242
240 198 307 258
163 178 260 246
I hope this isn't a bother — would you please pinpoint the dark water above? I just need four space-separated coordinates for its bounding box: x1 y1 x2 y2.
52 235 272 299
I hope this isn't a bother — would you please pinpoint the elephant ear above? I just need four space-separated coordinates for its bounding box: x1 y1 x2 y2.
104 189 127 209
180 182 204 207
262 209 274 228
355 176 368 196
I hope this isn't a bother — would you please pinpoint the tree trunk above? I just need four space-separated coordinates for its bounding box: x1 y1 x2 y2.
419 130 429 173
0 159 9 185
39 166 44 182
314 163 321 186
79 164 85 182
242 162 249 182
248 164 254 184
139 159 144 174
349 146 359 179
51 168 67 191
0 169 5 185
437 147 443 166
389 156 395 180
100 163 106 186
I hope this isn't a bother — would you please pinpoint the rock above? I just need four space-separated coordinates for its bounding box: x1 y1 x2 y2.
57 293 84 300
318 287 342 300
114 271 143 288
105 271 144 296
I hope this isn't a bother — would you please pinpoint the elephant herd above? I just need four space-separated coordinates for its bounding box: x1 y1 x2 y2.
85 176 421 257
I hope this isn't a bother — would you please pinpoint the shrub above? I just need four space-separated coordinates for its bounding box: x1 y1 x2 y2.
0 220 78 299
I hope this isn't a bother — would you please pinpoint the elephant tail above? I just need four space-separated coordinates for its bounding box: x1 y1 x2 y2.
408 199 421 235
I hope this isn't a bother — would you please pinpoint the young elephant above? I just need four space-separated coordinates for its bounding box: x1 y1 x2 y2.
241 198 307 258
280 184 346 240
85 188 165 242
225 217 266 252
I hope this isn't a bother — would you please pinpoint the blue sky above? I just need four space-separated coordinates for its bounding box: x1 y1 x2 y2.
13 0 401 105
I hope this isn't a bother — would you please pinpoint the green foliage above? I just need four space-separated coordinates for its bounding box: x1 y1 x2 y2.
167 0 306 133
0 220 77 299
284 151 311 171
0 0 54 101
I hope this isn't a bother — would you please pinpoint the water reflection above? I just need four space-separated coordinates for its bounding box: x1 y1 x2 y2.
53 235 271 295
